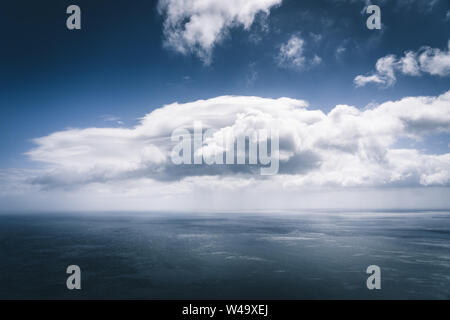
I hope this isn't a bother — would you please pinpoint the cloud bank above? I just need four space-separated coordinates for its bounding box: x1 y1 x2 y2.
355 39 450 87
2 91 450 211
158 0 282 64
22 91 450 189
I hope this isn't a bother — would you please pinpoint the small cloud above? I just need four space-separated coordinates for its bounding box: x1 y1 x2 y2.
277 35 322 71
354 54 397 87
354 39 450 87
248 33 263 44
248 13 271 44
354 74 386 87
426 0 440 12
278 35 305 68
309 32 322 43
158 0 282 65
101 115 124 126
246 62 258 87
335 46 346 59
312 55 322 66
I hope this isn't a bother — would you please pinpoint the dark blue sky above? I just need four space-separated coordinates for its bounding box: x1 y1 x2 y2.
0 0 449 168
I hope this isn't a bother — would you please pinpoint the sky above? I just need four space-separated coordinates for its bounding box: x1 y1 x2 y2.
0 0 449 212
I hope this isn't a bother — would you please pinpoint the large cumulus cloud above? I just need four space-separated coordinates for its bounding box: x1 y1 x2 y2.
24 91 450 191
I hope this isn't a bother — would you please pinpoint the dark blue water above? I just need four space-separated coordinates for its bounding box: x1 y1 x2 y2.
0 211 449 299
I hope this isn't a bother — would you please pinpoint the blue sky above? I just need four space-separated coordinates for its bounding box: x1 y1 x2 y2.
1 0 449 167
0 0 449 211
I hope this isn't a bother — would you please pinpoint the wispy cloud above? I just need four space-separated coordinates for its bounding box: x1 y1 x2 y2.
101 115 124 126
335 46 346 59
277 35 322 70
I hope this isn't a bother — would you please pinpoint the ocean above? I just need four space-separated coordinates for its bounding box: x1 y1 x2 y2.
0 211 449 299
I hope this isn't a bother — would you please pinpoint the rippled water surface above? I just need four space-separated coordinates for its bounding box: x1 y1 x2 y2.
0 211 449 299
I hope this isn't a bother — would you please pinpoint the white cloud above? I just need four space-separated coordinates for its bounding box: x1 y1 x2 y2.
355 39 450 87
354 55 397 87
309 33 322 43
2 91 450 211
399 51 420 76
101 115 124 126
418 41 450 76
312 55 322 66
354 74 385 87
278 36 305 68
20 91 450 188
335 46 346 58
158 0 282 64
277 35 322 70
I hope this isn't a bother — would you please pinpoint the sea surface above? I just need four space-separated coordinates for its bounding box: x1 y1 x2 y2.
0 211 449 299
